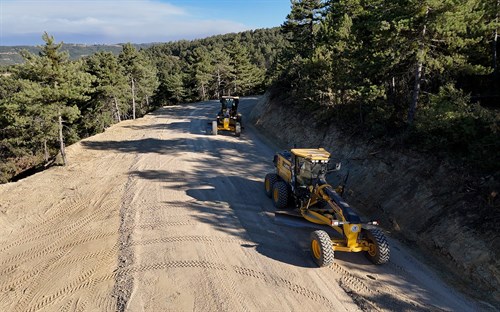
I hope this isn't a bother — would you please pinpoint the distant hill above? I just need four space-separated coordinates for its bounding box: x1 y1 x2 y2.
0 43 153 65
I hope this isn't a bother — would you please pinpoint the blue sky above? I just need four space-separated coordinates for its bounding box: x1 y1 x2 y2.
0 0 291 46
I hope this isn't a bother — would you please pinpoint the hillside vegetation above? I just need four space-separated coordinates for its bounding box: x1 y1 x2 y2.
272 0 499 172
0 43 151 66
0 0 498 181
0 28 286 182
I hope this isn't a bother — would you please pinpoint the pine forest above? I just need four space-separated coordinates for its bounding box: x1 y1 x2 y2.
0 0 498 183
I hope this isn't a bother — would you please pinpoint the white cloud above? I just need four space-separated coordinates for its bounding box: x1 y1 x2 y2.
0 0 249 45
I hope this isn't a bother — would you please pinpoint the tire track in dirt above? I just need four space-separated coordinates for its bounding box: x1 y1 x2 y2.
111 117 195 311
1 172 122 266
0 243 113 293
232 265 336 309
128 235 251 247
59 298 75 312
10 224 118 310
0 225 116 283
0 147 121 251
0 203 116 268
329 262 435 311
1 168 124 312
0 193 85 253
20 242 120 312
203 237 251 312
133 220 196 230
54 242 120 312
112 155 143 312
99 259 338 309
0 229 118 310
0 114 170 311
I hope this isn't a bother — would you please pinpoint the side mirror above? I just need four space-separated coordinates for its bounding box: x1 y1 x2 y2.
327 162 341 173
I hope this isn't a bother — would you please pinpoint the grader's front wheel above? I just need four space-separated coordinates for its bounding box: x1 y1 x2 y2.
363 228 390 264
310 230 335 267
264 173 278 198
272 181 288 209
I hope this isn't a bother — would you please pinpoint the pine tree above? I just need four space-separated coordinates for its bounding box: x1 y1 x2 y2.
282 0 326 59
189 47 214 100
374 0 493 124
228 42 264 95
13 33 92 165
119 43 158 119
84 51 129 133
210 48 234 97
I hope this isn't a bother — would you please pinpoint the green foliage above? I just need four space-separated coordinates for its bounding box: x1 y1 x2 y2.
0 28 286 182
0 33 94 175
119 43 159 118
145 27 286 103
270 0 499 171
412 84 499 169
82 51 129 135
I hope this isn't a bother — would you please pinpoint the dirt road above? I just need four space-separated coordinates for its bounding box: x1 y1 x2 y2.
0 97 493 311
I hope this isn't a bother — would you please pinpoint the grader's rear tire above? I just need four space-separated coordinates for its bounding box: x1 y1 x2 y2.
235 122 241 137
310 230 334 267
363 228 390 264
212 121 218 135
264 173 278 198
272 181 288 209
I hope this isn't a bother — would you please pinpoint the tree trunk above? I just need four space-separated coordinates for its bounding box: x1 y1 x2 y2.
113 96 121 122
408 61 424 124
389 76 396 107
58 114 67 165
216 68 221 97
131 78 136 120
408 7 429 125
494 0 499 78
201 83 206 100
43 139 49 163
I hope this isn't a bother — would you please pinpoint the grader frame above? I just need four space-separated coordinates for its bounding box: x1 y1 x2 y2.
264 148 390 266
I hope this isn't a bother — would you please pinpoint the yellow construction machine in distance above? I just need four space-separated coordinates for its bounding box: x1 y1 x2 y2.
264 148 390 267
212 96 242 137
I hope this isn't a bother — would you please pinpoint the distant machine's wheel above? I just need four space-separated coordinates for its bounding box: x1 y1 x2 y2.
212 121 218 135
363 228 390 264
310 230 335 267
272 181 288 209
235 122 241 137
264 173 278 198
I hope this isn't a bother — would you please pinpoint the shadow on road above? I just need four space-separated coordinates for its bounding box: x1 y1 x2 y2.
130 166 316 268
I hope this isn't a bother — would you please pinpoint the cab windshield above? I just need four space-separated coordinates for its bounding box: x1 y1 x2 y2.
297 159 327 185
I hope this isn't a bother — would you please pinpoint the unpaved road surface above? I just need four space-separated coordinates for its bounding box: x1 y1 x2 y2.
0 98 494 311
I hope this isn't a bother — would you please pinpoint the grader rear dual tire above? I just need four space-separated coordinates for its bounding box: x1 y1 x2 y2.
212 121 218 135
272 181 288 209
264 173 278 198
310 230 335 267
363 228 390 264
235 122 241 137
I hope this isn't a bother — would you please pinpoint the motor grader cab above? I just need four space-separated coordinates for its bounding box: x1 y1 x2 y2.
212 96 242 137
264 148 390 267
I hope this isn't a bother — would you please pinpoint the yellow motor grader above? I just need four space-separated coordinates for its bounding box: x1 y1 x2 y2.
264 148 390 267
212 96 242 137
